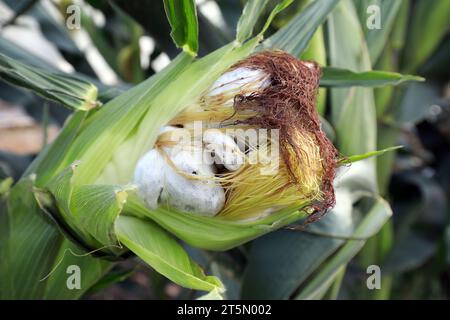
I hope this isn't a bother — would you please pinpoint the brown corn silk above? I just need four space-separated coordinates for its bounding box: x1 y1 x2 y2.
231 51 338 220
167 50 338 221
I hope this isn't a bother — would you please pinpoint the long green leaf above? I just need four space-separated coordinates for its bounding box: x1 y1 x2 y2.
321 67 424 88
0 37 121 102
236 0 270 43
402 0 450 73
241 188 355 299
0 53 100 111
295 196 392 299
339 146 402 165
0 176 111 299
353 0 402 63
163 0 199 55
264 0 339 57
259 0 294 37
328 0 376 157
301 24 327 114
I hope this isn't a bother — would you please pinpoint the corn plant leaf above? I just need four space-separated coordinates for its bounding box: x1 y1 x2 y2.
242 187 392 299
4 0 81 55
0 38 120 103
339 146 403 165
376 124 399 193
328 0 376 157
115 215 224 292
0 53 100 111
396 82 441 124
320 67 424 88
295 196 392 299
264 0 339 57
0 178 62 299
353 0 402 64
80 4 120 75
259 0 294 37
301 25 326 114
27 111 87 185
401 0 450 73
163 0 199 55
0 177 13 196
241 188 355 299
0 177 111 299
236 0 270 43
235 0 295 43
0 37 56 70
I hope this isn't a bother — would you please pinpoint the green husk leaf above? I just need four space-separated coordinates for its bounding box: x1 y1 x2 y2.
116 215 224 292
236 0 295 43
0 53 100 110
125 195 307 251
36 161 135 255
35 163 101 251
1 177 61 299
71 183 136 248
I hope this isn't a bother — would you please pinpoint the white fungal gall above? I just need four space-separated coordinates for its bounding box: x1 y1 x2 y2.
203 129 244 171
133 149 165 210
206 67 270 106
133 147 225 216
